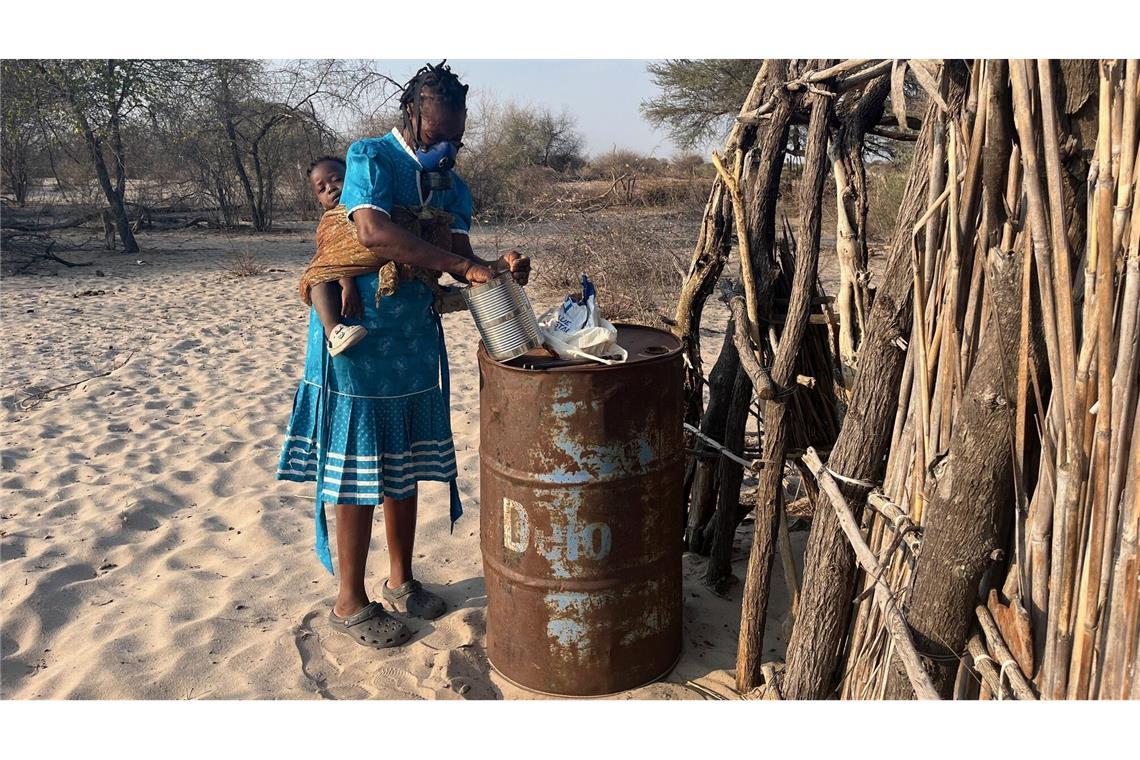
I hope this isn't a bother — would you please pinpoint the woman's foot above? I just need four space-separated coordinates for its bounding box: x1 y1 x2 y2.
382 578 446 620
328 601 411 649
327 323 367 356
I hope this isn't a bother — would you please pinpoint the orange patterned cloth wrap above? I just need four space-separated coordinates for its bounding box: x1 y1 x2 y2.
299 205 467 313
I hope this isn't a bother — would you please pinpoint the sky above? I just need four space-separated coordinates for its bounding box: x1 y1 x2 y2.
367 60 716 160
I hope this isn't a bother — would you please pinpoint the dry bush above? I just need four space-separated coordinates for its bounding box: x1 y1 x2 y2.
866 160 910 242
533 211 692 325
468 139 715 221
226 249 267 277
632 177 713 208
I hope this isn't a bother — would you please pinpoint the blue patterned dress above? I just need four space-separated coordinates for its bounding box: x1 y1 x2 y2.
277 128 473 573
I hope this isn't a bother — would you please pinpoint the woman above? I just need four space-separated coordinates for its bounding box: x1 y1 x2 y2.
278 62 530 648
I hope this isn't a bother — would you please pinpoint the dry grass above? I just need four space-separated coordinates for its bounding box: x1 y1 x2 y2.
225 249 267 278
532 210 696 326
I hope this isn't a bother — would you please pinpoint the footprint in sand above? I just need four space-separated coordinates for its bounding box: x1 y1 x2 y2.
93 438 128 456
170 339 202 352
416 607 484 652
50 466 82 487
171 469 197 484
203 446 234 464
423 647 499 700
293 609 424 700
119 508 161 533
292 612 333 696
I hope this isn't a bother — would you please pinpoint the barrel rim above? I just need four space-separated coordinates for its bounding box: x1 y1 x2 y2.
477 323 683 373
484 337 544 362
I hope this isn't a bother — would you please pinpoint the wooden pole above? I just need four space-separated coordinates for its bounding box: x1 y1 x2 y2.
672 63 775 423
802 448 941 700
781 88 956 700
976 605 1039 700
735 86 833 692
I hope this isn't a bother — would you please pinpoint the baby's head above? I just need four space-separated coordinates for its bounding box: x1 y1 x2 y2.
307 156 346 211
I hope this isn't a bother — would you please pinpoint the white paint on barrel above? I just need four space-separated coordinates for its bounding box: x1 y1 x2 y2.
502 496 612 574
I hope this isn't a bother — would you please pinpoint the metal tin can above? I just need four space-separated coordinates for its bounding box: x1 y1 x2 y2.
461 273 543 361
479 325 684 696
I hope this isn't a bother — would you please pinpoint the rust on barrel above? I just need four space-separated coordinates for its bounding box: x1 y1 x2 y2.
479 324 684 696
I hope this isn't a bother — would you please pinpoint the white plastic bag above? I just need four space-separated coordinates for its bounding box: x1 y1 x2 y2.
538 274 627 363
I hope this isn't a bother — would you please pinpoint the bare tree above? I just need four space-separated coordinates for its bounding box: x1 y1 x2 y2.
1 61 48 206
460 97 586 215
177 59 396 231
25 60 191 252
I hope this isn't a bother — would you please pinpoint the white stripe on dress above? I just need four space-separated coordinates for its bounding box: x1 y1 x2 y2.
323 455 454 475
277 468 317 477
285 435 319 446
322 484 420 500
300 380 436 400
321 468 457 488
324 443 453 463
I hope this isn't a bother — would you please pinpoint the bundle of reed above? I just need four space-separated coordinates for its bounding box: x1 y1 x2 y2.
1026 59 1138 700
835 58 983 699
827 59 1137 700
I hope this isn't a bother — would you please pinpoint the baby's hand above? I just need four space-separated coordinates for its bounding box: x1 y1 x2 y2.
339 277 363 319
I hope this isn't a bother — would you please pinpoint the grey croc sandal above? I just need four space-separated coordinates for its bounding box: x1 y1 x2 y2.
382 578 446 620
328 601 411 649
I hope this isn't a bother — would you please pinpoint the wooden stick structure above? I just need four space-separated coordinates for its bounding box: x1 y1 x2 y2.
673 58 1137 701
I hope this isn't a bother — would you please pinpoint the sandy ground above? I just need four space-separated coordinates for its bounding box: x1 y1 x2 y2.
0 223 800 700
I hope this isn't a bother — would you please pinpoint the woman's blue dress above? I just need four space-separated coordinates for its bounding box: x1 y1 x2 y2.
276 128 473 573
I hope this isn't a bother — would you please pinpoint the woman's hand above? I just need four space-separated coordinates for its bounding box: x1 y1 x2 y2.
339 277 363 319
462 260 496 285
495 250 531 286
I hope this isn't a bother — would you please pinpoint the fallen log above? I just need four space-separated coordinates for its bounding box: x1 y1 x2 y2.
2 211 103 232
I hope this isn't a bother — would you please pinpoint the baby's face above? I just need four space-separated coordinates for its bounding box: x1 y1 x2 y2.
309 162 344 211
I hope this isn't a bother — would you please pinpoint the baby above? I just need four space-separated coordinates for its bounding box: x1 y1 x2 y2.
301 156 465 355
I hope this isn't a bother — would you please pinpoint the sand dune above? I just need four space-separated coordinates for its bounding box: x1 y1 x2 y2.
1 225 795 700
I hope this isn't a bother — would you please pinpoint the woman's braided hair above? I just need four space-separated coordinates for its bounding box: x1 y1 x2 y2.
400 61 468 147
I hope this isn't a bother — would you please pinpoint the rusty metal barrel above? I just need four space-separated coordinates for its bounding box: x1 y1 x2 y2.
478 324 684 696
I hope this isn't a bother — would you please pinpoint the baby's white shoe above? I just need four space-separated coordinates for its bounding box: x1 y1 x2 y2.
328 324 367 356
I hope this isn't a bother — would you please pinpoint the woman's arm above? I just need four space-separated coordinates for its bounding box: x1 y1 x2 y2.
452 233 531 286
353 208 493 283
